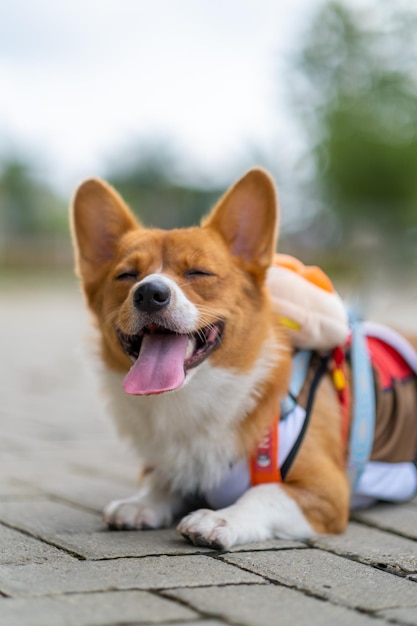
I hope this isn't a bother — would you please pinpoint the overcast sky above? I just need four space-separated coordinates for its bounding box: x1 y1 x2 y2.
0 0 320 192
1 0 367 194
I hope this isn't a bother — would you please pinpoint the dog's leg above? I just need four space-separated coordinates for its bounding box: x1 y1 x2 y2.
103 471 183 530
179 462 350 549
177 483 316 549
178 383 350 549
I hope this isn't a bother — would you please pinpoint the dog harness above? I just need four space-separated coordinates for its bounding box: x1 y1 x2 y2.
202 322 417 510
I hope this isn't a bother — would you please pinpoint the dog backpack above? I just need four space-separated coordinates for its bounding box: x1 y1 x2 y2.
202 255 417 509
258 255 417 498
266 254 350 350
245 254 350 487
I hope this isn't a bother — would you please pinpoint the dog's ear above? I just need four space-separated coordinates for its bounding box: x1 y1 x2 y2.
71 178 138 283
204 168 278 273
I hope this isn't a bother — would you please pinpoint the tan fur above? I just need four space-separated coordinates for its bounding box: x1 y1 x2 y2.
281 376 350 534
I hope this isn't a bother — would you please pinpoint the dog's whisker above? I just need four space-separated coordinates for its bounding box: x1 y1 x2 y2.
196 306 224 323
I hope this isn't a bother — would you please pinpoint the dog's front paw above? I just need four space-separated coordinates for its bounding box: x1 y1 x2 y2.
177 509 237 550
103 495 174 530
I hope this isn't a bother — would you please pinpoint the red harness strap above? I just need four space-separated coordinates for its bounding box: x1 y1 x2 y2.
331 346 351 457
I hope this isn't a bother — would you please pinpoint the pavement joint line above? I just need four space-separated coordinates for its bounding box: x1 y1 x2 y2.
83 552 267 563
214 554 299 592
350 516 417 543
305 543 417 584
214 552 408 618
153 589 243 626
209 545 309 556
8 490 106 516
160 584 383 626
39 540 311 562
0 520 87 561
73 549 213 562
159 585 265 626
309 544 417 582
40 492 103 516
161 581 268 591
0 581 269 602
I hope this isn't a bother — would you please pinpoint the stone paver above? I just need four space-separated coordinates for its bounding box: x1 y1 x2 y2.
0 590 198 626
52 528 303 560
165 584 390 626
353 502 417 540
0 525 74 566
0 498 103 538
52 528 213 559
2 285 417 625
0 555 265 597
24 473 137 513
378 607 417 626
222 550 417 611
310 520 417 574
0 481 39 497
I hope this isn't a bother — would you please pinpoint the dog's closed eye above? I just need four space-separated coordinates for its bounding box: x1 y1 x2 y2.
184 269 216 279
115 271 139 282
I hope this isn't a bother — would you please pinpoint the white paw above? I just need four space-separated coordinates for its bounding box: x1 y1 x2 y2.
177 508 237 550
103 495 173 530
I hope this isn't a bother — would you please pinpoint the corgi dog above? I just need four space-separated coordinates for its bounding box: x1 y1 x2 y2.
71 168 417 549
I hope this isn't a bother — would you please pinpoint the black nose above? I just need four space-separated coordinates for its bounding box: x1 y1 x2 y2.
133 279 171 313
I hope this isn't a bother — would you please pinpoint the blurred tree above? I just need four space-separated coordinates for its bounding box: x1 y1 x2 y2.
0 154 69 271
288 0 417 253
106 143 222 229
0 156 66 235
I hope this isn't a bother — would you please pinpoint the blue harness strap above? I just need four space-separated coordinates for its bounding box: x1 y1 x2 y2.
280 350 312 418
348 322 376 489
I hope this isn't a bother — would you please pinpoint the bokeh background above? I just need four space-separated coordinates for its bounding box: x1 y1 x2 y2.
1 0 417 305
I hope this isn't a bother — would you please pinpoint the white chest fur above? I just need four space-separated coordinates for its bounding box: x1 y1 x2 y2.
100 337 282 495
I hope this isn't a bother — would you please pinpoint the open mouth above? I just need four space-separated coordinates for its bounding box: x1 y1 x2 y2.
116 321 224 395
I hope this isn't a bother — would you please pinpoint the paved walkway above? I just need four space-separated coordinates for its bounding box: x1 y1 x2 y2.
1 281 417 626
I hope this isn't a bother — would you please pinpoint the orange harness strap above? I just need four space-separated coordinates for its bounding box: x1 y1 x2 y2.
249 349 350 486
249 415 281 485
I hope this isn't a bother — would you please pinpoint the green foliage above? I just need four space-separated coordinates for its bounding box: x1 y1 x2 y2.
0 156 67 235
289 0 417 240
0 143 226 271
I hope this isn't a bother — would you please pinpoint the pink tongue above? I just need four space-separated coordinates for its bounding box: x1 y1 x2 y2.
123 333 189 395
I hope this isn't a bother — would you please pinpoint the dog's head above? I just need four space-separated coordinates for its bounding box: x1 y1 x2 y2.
71 168 281 396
